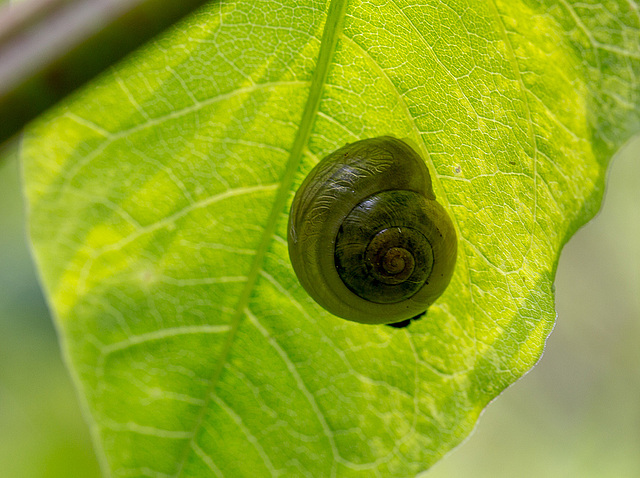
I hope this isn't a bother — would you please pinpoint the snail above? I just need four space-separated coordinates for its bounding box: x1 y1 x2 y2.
288 136 457 325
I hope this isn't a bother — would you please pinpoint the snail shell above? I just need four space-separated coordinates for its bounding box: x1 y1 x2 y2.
288 136 457 325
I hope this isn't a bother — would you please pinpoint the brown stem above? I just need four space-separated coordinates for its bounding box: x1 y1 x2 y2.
0 0 212 145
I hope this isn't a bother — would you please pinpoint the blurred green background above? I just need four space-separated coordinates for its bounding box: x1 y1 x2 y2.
0 143 101 477
0 134 638 477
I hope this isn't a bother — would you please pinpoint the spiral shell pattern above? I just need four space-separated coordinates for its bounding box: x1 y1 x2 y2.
288 136 457 325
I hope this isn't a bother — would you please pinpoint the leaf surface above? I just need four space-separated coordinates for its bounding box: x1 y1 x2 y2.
22 0 640 476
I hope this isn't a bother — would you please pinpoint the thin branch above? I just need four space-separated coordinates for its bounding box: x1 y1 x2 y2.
0 0 212 145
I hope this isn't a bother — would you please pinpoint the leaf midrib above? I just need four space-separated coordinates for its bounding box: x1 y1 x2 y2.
172 0 349 475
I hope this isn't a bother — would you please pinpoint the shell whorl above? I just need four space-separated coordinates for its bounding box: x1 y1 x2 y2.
288 136 457 325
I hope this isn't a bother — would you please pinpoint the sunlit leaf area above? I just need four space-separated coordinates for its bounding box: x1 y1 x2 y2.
2 0 638 476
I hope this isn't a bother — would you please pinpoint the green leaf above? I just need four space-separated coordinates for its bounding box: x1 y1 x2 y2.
21 0 640 476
